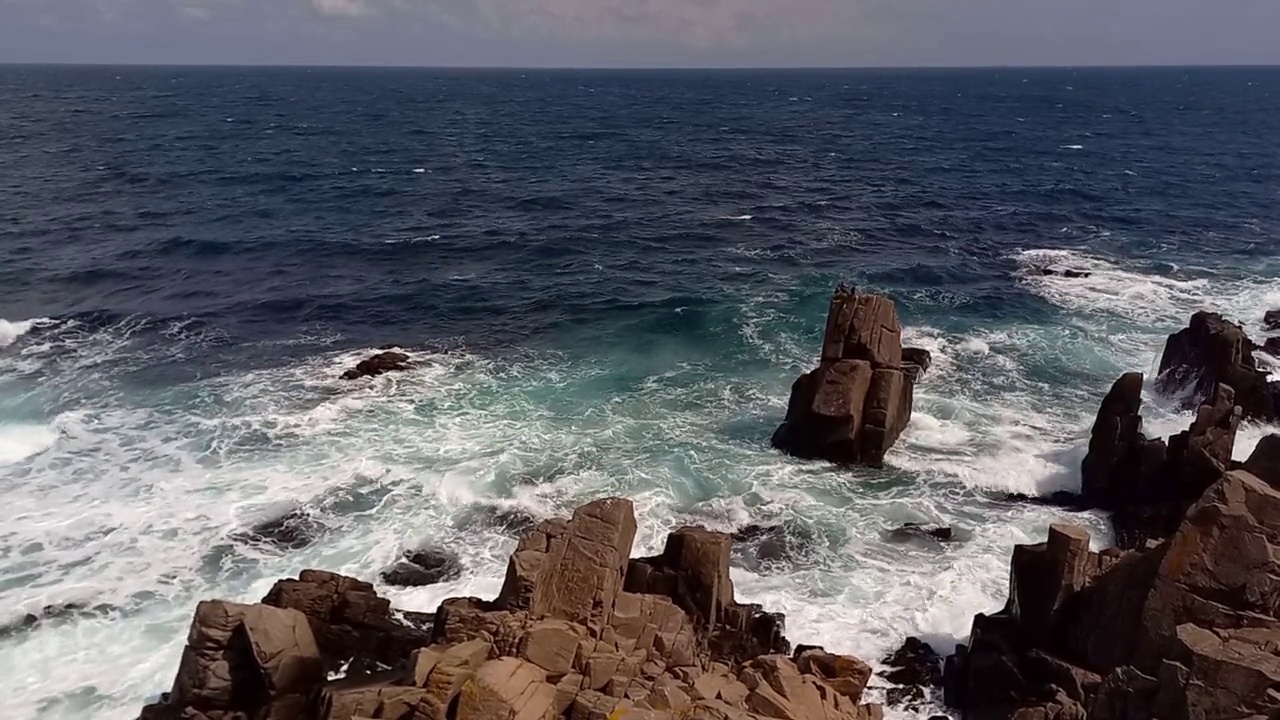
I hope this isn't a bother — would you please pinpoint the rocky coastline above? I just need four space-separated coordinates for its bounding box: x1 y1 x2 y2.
137 292 1280 720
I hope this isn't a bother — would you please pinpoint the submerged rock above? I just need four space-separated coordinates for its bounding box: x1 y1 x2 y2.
731 521 820 570
231 508 325 550
1033 266 1092 278
772 287 916 467
0 602 119 640
380 546 464 587
340 350 411 380
887 523 954 544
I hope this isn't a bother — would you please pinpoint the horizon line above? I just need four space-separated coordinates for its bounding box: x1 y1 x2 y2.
3 61 1280 72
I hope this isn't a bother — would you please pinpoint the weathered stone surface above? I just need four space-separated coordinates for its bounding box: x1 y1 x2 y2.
457 657 557 720
139 496 886 720
772 288 917 467
1157 311 1275 420
795 647 872 703
157 601 323 719
263 570 433 673
340 351 411 380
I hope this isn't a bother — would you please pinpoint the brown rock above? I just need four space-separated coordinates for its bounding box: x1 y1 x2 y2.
263 570 433 673
796 648 872 703
166 601 323 715
457 657 557 720
772 288 916 467
520 619 585 679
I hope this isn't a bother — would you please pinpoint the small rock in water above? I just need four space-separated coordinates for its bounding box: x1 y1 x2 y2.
0 602 119 639
231 508 324 550
380 546 464 587
1262 337 1280 356
887 522 954 543
902 346 932 382
340 350 411 380
1265 309 1280 331
732 520 819 570
1033 265 1092 278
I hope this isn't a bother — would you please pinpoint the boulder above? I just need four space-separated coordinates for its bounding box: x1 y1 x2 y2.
794 647 872 703
1156 311 1275 420
340 351 411 380
772 288 916 467
1263 336 1280 357
1266 309 1280 331
457 657 557 720
381 547 464 588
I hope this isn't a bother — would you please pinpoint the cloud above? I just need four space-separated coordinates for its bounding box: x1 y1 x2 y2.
312 0 371 17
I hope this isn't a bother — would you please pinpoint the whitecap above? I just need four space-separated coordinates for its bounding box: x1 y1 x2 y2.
1059 144 1084 150
0 317 54 348
957 337 990 355
718 214 754 221
0 423 58 466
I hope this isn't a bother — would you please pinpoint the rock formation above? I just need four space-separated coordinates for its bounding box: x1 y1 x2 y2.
1155 311 1277 420
341 350 412 380
1077 373 1240 549
382 547 466 588
944 469 1280 720
772 287 926 467
139 498 884 720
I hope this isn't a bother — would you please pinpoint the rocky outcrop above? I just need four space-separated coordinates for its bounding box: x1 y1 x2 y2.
139 498 883 720
1156 311 1277 420
340 350 412 380
1077 373 1240 549
944 469 1280 720
772 287 923 467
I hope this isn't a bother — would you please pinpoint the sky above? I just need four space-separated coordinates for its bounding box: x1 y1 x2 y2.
1 0 1279 68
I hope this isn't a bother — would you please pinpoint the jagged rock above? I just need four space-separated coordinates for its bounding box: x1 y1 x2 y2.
902 347 933 382
1076 373 1241 549
262 570 434 673
880 637 943 708
139 497 886 720
1266 309 1280 331
887 523 954 544
1156 311 1275 420
140 601 323 720
380 547 464 587
231 507 325 550
340 351 411 380
772 288 916 467
946 470 1280 720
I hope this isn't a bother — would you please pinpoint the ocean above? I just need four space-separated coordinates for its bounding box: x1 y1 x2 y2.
2 65 1279 719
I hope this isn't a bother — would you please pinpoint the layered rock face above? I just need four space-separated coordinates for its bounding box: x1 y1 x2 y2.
772 287 926 466
139 498 884 720
945 469 1280 720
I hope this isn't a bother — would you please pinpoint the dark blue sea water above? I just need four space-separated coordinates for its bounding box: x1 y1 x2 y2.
2 66 1280 719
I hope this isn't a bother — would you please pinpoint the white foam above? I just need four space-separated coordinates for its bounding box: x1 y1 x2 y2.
1060 144 1084 150
0 423 58 465
0 317 53 348
719 214 754 221
957 337 990 355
